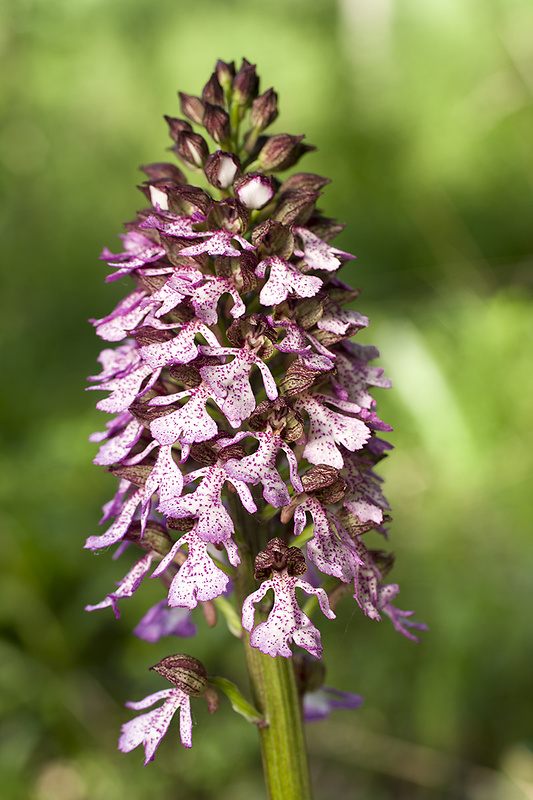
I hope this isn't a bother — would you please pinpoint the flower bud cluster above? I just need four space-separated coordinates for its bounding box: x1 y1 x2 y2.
86 59 425 760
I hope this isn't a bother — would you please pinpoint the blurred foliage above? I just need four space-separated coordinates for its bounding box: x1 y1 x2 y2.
1 0 532 798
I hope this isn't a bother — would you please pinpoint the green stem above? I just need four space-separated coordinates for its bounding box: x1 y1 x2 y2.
234 537 312 800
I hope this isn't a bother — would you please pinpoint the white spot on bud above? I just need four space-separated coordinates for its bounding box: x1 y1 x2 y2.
149 186 169 211
217 156 239 189
236 176 274 209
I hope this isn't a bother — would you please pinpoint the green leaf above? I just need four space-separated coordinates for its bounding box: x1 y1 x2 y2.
213 595 243 637
208 676 264 726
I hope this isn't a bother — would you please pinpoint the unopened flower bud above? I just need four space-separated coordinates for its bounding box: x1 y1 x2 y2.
216 60 236 94
150 654 209 696
203 102 231 145
164 115 193 142
204 151 241 189
250 88 278 132
233 59 259 107
202 72 225 108
174 130 210 168
140 162 186 184
273 190 319 225
279 172 330 194
257 134 315 173
234 173 274 210
179 92 205 126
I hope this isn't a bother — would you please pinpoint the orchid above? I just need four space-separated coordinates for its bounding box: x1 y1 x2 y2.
85 59 424 796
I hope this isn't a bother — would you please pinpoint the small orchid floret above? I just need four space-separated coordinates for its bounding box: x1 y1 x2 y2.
293 496 363 583
119 688 193 760
139 320 221 369
199 346 278 427
152 526 239 609
85 552 154 618
160 463 256 543
255 256 323 306
222 429 303 507
293 226 355 272
294 393 370 470
242 539 335 659
179 230 255 258
149 383 219 450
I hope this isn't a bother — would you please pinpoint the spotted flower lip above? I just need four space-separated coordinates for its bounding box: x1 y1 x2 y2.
242 568 335 659
87 58 424 762
119 688 193 760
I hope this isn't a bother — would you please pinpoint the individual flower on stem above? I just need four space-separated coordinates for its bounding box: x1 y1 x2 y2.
119 655 219 761
242 538 335 659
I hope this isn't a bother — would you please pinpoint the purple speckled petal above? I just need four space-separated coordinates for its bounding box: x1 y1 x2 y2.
382 604 429 643
149 384 219 447
180 230 255 258
88 362 161 414
85 487 143 550
134 600 197 642
191 277 246 325
150 272 201 318
303 686 363 722
316 299 368 334
224 430 301 507
142 445 184 525
295 394 370 469
293 227 355 272
266 316 309 354
88 341 141 383
294 498 362 582
332 345 392 409
342 451 390 524
103 232 166 283
256 256 322 306
152 528 237 608
91 289 148 342
140 321 221 368
161 464 256 543
93 417 144 466
242 570 335 659
85 552 154 618
139 213 202 239
119 688 191 761
199 348 277 427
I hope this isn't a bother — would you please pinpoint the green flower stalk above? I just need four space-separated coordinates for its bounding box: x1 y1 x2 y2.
85 58 426 797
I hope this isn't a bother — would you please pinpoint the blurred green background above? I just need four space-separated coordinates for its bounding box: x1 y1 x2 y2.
1 0 532 798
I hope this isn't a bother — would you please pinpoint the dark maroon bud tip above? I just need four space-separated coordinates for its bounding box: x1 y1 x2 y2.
250 88 278 132
216 60 236 92
257 134 315 173
203 102 231 145
175 130 210 168
179 92 205 126
233 60 259 106
202 72 225 108
165 115 193 142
